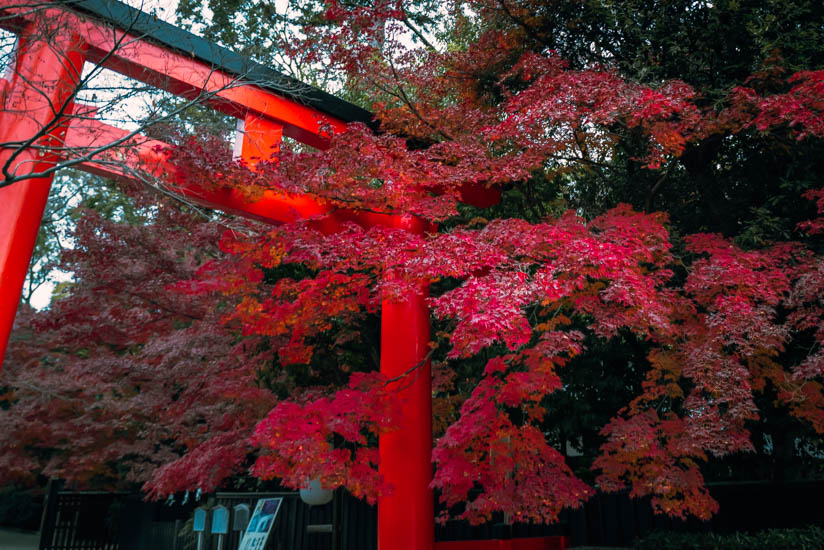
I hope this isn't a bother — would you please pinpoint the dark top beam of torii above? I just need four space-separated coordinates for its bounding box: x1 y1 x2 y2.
0 3 504 550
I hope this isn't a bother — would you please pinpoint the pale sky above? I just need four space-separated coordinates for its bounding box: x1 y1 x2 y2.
124 0 180 22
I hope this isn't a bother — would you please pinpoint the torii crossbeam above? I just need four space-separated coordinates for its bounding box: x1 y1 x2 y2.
0 2 565 550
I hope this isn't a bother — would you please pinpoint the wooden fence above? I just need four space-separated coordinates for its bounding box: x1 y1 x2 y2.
36 480 824 549
213 492 341 550
39 490 123 550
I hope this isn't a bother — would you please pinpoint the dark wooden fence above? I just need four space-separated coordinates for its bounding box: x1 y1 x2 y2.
36 487 374 550
136 490 376 550
558 480 824 547
216 491 365 550
37 480 824 549
39 489 123 550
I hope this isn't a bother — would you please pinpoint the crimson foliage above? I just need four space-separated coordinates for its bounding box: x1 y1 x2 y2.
2 0 824 527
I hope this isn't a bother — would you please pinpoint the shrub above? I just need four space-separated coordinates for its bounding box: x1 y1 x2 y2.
0 487 43 531
633 526 824 550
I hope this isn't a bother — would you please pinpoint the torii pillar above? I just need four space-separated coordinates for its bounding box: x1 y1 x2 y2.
234 115 435 550
0 26 86 363
379 239 434 550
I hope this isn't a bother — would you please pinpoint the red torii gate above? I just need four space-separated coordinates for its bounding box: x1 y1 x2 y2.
0 3 449 549
0 2 568 549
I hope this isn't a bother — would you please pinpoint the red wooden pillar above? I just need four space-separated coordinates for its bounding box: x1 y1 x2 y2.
0 27 86 368
379 217 434 550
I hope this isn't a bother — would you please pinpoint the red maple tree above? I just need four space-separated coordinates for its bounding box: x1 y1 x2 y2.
2 0 824 527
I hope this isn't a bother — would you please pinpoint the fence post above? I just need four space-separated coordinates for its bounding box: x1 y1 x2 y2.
37 479 62 550
332 489 341 550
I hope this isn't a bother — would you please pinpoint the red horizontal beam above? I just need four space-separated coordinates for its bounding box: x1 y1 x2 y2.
62 114 333 224
62 115 435 233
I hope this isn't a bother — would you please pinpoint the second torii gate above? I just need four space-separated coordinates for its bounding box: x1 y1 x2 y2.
0 2 568 549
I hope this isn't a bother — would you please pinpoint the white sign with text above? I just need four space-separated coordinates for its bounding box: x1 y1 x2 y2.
237 498 283 550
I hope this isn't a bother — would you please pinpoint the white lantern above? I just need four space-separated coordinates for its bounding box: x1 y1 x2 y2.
299 478 333 506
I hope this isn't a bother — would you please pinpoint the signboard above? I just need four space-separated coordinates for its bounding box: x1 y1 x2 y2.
237 498 283 550
233 504 251 532
193 508 208 532
211 505 229 535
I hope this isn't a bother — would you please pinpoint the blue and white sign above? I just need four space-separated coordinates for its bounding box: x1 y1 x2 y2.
193 508 208 532
237 498 282 550
211 505 229 535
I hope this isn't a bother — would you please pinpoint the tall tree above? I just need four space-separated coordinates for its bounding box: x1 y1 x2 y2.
2 0 824 527
1 184 275 491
